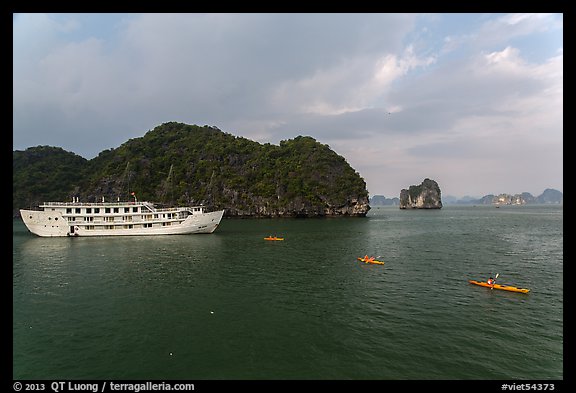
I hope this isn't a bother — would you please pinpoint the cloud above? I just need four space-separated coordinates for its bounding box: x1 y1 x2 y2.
270 43 436 118
13 13 562 197
14 14 413 153
336 44 563 197
273 37 562 198
481 13 561 39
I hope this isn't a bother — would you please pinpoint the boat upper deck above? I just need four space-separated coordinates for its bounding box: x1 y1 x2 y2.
39 201 205 214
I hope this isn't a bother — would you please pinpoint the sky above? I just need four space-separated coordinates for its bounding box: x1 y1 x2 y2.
13 13 563 198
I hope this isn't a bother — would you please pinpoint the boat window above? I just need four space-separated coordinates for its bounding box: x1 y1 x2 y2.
105 208 111 213
75 208 81 214
94 208 100 213
133 207 138 212
86 208 92 214
124 207 130 213
113 208 119 213
66 208 72 214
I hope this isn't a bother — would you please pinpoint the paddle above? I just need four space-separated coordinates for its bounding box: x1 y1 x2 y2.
491 273 499 289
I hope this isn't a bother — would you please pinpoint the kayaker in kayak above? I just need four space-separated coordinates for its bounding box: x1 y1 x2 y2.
487 276 495 285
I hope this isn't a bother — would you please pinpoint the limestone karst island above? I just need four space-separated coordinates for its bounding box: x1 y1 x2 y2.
13 122 370 218
399 178 443 209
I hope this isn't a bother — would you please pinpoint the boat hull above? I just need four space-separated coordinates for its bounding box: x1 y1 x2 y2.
20 208 224 237
468 280 530 293
357 257 384 265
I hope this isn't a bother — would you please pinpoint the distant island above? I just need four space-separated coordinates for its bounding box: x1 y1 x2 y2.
442 189 562 205
399 178 443 209
371 187 562 207
13 122 370 218
369 195 400 206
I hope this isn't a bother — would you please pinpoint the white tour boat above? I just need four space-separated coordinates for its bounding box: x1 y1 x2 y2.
20 197 224 237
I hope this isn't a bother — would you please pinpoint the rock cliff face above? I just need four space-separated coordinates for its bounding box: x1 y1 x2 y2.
219 194 370 217
399 178 443 209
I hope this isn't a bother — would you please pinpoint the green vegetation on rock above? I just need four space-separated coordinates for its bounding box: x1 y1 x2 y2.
13 146 88 209
13 122 370 217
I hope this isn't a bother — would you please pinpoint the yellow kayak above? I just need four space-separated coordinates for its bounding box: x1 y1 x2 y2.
264 236 284 241
469 280 530 293
357 257 384 265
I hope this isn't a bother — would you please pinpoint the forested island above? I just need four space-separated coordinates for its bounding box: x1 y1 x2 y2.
13 122 370 218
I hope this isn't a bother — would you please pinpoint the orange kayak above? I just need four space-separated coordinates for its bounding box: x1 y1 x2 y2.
264 236 284 241
357 257 384 265
468 280 529 293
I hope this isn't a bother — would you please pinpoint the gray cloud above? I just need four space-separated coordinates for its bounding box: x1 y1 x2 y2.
13 13 562 197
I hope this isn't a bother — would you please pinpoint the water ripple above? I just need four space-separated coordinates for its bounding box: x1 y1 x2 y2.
13 205 562 379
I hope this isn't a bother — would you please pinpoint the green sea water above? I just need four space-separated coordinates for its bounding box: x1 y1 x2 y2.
13 205 563 380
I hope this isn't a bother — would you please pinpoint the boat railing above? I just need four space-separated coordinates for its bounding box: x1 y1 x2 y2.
41 201 151 207
153 207 205 214
41 201 205 214
154 207 184 212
